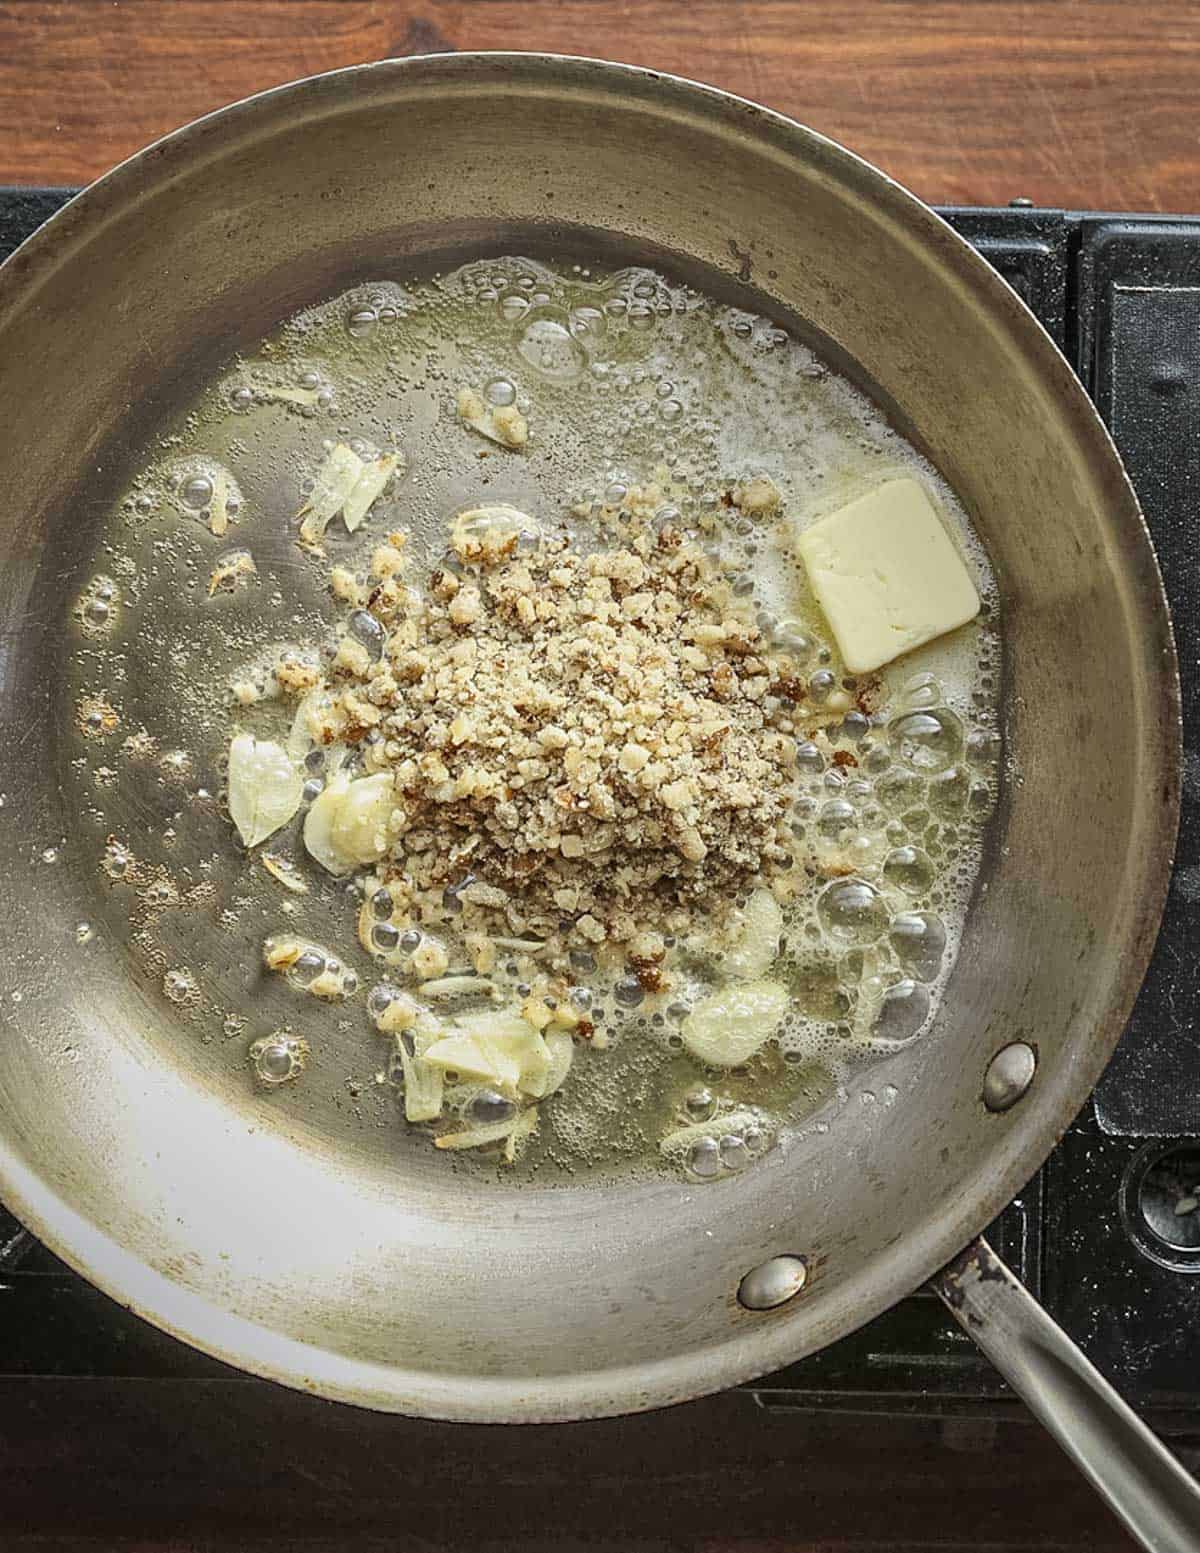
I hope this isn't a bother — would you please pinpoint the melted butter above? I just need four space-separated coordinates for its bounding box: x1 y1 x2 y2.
64 252 1002 1183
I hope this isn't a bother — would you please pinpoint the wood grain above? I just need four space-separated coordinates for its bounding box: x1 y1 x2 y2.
0 0 1198 208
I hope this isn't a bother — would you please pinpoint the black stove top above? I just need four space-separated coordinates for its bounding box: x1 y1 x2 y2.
2 191 1198 1422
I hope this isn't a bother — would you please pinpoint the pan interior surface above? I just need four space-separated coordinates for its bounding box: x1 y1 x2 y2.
0 56 1177 1420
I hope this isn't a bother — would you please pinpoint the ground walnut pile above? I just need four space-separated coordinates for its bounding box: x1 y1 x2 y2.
283 495 849 956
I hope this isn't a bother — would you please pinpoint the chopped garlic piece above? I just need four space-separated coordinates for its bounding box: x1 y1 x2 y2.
274 652 321 696
370 991 423 1033
329 566 366 606
230 677 263 707
456 386 528 449
209 469 232 536
520 993 554 1032
371 543 406 579
411 936 450 980
286 686 342 761
263 936 302 972
466 933 497 975
731 475 781 516
208 549 257 596
303 770 398 875
227 734 303 848
794 479 980 674
332 637 371 678
262 933 357 1000
491 405 528 448
261 851 309 894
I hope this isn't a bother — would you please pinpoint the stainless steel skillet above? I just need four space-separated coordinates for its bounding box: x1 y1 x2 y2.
0 53 1193 1550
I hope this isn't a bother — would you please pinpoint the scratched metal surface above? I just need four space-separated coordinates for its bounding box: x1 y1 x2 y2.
0 189 1191 1416
0 191 1192 1422
0 59 1178 1421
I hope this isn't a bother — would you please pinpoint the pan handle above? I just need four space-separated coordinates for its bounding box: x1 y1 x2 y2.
932 1235 1200 1552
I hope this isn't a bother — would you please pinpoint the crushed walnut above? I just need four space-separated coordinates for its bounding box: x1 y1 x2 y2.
287 500 816 954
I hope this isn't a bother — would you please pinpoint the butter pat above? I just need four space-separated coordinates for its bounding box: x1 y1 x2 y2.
795 479 980 674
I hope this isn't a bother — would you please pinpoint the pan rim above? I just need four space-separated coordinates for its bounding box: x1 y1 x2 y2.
0 50 1181 1422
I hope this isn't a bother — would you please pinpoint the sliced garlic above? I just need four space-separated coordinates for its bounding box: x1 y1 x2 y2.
681 980 789 1067
394 1016 446 1122
227 733 303 848
423 1012 551 1097
296 444 363 550
522 1029 573 1100
402 1058 445 1122
434 1105 538 1158
296 443 401 550
208 469 232 536
261 851 309 894
343 453 400 532
419 975 496 1000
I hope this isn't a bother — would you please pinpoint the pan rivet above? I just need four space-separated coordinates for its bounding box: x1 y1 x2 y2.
737 1255 808 1311
983 1042 1037 1112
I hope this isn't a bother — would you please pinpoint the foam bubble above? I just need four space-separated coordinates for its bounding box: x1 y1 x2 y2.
73 247 1002 1185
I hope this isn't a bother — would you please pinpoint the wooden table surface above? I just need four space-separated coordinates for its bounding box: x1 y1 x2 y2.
0 6 1187 1551
1 0 1199 208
